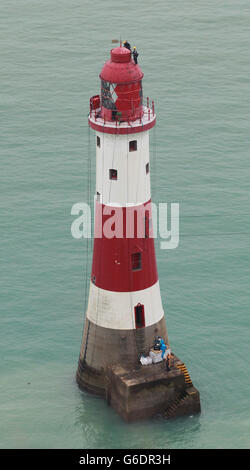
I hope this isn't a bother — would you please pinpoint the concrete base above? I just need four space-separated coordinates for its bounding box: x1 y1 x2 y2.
77 353 201 422
105 359 200 422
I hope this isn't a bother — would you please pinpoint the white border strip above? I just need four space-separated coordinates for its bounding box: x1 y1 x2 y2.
86 280 164 330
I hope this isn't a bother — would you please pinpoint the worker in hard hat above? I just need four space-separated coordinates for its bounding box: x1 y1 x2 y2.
132 46 139 64
123 40 131 51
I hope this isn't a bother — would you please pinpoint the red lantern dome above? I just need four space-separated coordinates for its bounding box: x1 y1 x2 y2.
99 47 144 122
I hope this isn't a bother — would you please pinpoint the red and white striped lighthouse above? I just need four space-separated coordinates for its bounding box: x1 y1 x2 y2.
76 45 169 395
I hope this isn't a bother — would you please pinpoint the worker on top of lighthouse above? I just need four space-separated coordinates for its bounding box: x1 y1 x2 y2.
132 46 139 64
123 40 131 51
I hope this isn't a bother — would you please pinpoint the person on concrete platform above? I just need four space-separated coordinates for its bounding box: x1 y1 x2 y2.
165 347 172 371
160 338 167 360
153 336 161 351
132 46 139 64
166 355 170 371
166 351 172 371
123 40 131 51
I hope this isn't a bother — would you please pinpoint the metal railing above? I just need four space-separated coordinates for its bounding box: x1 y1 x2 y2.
89 96 155 125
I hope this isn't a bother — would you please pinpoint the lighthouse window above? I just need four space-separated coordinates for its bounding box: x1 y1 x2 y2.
97 136 100 147
134 304 145 329
101 80 116 110
131 252 142 271
129 140 137 152
146 162 149 174
109 169 117 180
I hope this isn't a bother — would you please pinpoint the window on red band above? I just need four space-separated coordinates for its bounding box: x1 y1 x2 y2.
131 252 142 271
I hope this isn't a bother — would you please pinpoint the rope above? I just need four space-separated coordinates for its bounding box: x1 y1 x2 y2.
108 133 117 204
134 132 143 205
81 123 92 363
150 124 170 346
125 128 141 362
89 131 105 368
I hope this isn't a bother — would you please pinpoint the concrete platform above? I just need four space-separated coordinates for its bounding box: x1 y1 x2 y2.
105 357 201 422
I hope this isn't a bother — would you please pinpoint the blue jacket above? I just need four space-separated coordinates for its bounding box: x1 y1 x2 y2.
160 339 166 351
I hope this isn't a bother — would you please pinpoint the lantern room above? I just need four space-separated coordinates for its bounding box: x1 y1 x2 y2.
99 46 144 123
89 46 156 135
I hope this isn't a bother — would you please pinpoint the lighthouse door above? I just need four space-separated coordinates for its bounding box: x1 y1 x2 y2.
134 304 145 329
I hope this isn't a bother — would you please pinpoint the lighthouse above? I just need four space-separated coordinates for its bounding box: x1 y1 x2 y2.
76 45 200 421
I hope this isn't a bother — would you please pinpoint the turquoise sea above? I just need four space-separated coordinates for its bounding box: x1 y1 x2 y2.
1 0 250 449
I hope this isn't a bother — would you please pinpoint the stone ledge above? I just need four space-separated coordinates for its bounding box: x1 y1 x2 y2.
105 361 192 422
